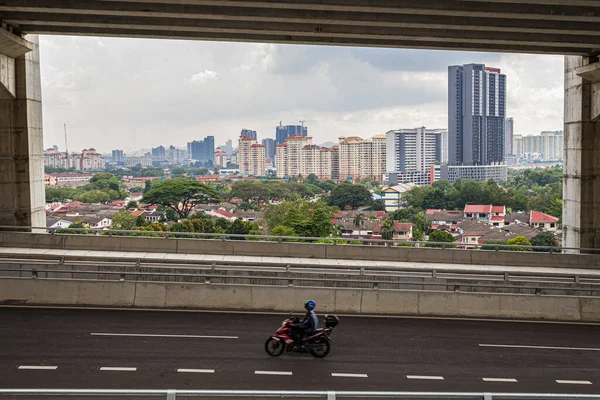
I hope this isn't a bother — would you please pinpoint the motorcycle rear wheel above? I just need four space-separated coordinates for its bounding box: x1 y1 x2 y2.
308 339 331 358
265 337 285 357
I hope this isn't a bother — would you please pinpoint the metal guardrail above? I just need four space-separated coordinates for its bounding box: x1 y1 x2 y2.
0 226 589 254
1 252 600 294
1 390 600 400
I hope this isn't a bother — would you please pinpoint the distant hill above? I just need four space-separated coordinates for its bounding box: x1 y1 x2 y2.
319 141 337 148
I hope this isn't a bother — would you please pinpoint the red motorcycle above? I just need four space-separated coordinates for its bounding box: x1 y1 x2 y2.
264 315 339 358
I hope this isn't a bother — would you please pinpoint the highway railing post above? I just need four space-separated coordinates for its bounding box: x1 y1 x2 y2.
167 389 176 400
327 391 336 400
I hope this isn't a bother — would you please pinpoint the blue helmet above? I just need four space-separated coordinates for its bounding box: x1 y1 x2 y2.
305 300 316 310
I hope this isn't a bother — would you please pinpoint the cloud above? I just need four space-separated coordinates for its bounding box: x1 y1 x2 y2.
38 36 563 153
190 70 218 85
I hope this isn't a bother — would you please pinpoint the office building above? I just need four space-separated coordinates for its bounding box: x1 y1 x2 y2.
112 149 124 163
440 163 508 183
386 127 447 174
152 146 166 158
448 64 507 165
505 117 514 156
187 136 215 165
338 135 386 182
241 129 257 140
262 138 276 163
276 124 308 145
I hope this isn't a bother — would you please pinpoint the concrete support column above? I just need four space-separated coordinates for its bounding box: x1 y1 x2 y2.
563 56 600 250
0 35 45 228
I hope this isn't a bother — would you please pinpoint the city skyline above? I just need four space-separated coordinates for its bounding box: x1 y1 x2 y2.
40 37 563 153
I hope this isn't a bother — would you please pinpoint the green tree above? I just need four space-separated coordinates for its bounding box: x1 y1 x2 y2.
380 220 394 240
111 210 136 231
130 186 144 193
135 215 149 227
263 200 337 239
126 200 139 209
143 180 153 193
57 221 88 234
226 219 250 239
77 190 111 204
506 235 532 251
427 230 456 248
531 232 559 252
45 187 77 202
546 199 563 222
142 178 220 219
353 213 365 231
326 183 372 210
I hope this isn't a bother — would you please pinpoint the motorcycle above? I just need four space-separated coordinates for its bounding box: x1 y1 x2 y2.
264 315 339 358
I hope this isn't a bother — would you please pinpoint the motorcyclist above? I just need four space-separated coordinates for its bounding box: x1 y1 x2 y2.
290 300 318 350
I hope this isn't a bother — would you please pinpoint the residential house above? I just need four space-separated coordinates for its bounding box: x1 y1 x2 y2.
46 218 74 229
380 183 417 211
78 216 112 229
372 221 413 241
425 210 463 233
208 209 237 221
464 205 493 221
142 210 166 223
530 211 559 231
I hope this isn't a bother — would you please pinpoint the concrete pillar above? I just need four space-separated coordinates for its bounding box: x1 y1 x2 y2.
0 35 45 228
563 56 600 251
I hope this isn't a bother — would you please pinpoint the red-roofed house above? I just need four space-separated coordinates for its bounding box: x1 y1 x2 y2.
209 209 237 221
464 205 492 220
491 205 506 216
426 209 442 215
373 221 413 241
530 211 559 231
490 215 506 227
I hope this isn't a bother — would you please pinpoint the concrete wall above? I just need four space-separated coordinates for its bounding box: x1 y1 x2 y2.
2 278 599 322
1 232 599 269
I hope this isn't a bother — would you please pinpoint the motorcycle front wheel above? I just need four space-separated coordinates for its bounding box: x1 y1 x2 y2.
308 339 331 358
265 337 285 357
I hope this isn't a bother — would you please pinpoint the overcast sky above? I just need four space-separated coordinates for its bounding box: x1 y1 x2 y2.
39 35 564 154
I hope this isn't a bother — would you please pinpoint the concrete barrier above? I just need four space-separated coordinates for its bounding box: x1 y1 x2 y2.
1 232 599 269
3 277 600 322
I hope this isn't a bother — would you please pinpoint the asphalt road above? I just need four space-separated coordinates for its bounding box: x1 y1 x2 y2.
1 307 600 394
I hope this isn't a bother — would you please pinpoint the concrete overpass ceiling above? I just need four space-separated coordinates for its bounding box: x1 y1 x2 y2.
0 0 599 54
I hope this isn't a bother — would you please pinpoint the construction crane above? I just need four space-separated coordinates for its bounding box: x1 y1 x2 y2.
299 120 315 127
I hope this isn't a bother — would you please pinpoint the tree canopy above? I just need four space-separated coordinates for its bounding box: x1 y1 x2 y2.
263 200 337 238
142 178 220 219
326 183 372 210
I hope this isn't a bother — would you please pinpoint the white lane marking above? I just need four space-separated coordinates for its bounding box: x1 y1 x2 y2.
18 366 58 370
331 373 368 378
556 380 593 385
177 369 215 373
482 378 518 383
480 343 600 352
255 371 292 376
406 375 444 380
91 333 238 339
99 367 137 371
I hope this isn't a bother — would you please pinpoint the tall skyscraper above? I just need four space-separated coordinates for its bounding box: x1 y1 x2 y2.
276 124 308 145
112 149 124 163
241 129 257 140
448 64 506 165
187 135 215 165
262 138 276 162
386 128 447 173
505 117 514 156
152 145 166 158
